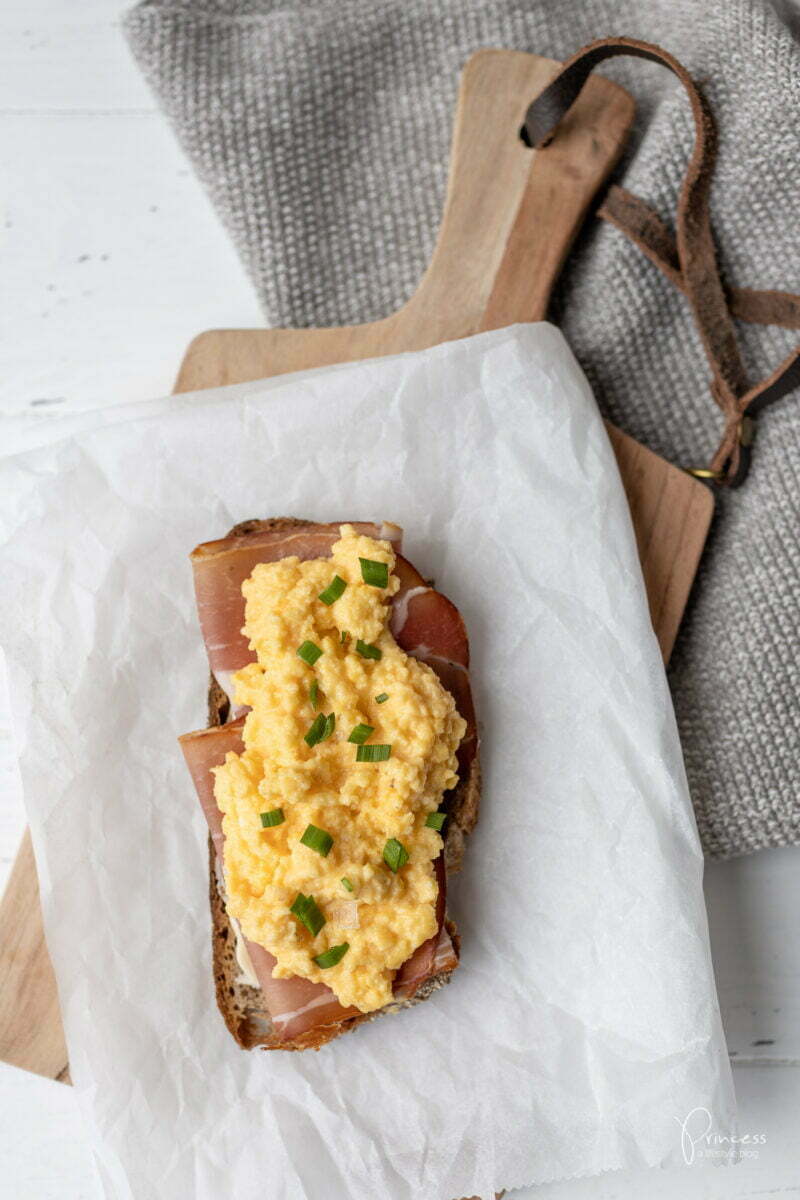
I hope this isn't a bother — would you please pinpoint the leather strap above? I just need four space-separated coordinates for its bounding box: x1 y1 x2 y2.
521 37 800 486
599 186 800 330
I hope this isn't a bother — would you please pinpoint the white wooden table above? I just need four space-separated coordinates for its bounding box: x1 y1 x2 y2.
1 3 799 1196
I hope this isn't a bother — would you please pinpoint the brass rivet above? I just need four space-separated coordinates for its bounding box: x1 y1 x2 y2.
684 466 723 480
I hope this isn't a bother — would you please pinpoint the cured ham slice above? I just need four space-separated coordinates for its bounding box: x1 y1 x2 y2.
181 519 476 1045
391 555 469 668
179 719 244 860
395 926 460 1000
179 720 453 1041
393 855 449 998
391 556 477 776
191 520 401 700
239 940 360 1041
191 520 478 761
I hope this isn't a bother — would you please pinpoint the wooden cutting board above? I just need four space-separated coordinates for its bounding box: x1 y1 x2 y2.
0 49 714 1084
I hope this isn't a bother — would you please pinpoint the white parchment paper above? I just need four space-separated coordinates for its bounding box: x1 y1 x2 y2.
0 324 734 1199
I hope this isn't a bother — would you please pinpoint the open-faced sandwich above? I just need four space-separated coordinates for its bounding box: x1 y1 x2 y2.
179 519 479 1050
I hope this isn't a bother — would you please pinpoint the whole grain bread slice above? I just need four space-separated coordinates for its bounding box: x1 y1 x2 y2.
205 517 480 1051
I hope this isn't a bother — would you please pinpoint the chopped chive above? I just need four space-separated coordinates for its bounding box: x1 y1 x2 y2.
259 808 285 828
374 692 389 704
300 824 334 856
340 630 350 645
383 838 409 873
348 723 374 744
425 811 446 831
340 877 354 892
318 574 347 605
297 640 322 666
305 711 335 747
309 679 319 710
313 942 349 968
356 743 391 762
304 712 327 746
359 558 389 588
290 893 326 936
355 639 382 661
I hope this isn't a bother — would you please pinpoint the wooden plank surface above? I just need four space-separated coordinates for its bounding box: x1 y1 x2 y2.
0 48 713 1083
605 426 713 662
0 829 68 1081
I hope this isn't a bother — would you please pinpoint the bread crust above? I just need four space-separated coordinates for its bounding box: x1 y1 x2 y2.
206 517 479 1050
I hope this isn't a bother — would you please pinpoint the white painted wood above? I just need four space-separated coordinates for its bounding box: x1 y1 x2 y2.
0 1 153 112
0 1064 98 1199
705 848 800 1065
0 113 262 418
0 0 260 922
1 1 799 1195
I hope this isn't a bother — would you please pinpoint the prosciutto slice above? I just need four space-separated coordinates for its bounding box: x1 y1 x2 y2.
179 720 244 861
191 520 401 702
393 855 449 998
391 555 478 777
191 520 477 759
179 721 455 1041
181 520 474 1041
391 555 469 667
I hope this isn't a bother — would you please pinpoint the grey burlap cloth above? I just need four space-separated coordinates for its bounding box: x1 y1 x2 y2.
124 0 800 859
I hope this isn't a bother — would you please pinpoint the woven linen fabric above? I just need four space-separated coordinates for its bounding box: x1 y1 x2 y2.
123 0 800 858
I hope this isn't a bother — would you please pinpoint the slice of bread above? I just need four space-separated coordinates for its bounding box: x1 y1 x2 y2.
205 518 480 1051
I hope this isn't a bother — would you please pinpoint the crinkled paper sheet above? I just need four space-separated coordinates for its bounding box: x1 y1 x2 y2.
0 325 735 1199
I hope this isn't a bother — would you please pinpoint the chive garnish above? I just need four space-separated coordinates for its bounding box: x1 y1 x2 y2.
305 711 335 746
348 723 374 744
383 838 409 873
297 640 322 666
309 679 319 710
374 692 389 704
355 639 382 660
313 942 349 968
290 893 326 936
359 558 389 588
259 808 285 828
321 712 336 741
425 811 446 831
304 713 327 746
318 575 347 606
300 824 334 857
341 877 354 892
340 630 350 645
356 743 391 762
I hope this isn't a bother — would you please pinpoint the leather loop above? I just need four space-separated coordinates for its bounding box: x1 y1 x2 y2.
741 347 800 418
521 38 800 486
599 186 800 330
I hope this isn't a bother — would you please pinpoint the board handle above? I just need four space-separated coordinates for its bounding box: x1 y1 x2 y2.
521 37 800 486
400 48 635 336
478 67 633 329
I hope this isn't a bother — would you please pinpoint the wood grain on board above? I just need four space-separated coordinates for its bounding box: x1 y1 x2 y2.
0 49 713 1083
175 49 635 389
0 830 68 1081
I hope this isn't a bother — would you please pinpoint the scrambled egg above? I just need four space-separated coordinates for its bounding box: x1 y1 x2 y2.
213 525 466 1013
